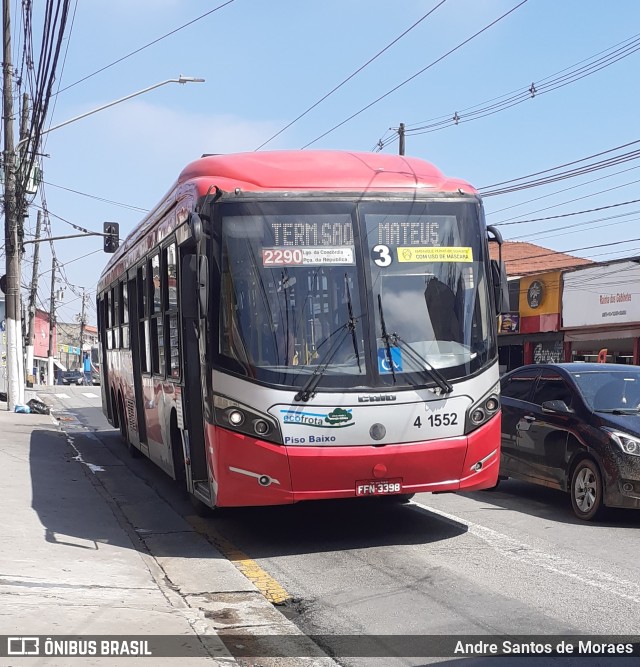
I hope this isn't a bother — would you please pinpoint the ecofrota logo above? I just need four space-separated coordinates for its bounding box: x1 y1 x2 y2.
280 407 354 428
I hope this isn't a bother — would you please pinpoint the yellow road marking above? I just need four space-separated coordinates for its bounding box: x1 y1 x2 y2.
187 515 292 605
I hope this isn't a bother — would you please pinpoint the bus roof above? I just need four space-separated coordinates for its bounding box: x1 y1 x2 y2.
178 150 477 195
98 150 477 291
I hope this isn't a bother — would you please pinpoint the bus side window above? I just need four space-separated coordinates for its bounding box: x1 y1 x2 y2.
120 281 129 349
165 243 180 379
111 286 120 349
150 253 165 376
138 264 150 373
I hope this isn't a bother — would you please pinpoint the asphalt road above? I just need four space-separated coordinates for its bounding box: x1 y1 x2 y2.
40 386 640 667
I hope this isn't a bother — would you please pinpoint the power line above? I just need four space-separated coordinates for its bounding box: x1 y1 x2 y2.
53 0 236 96
510 209 640 242
493 197 640 227
43 180 149 212
487 162 640 217
301 0 528 149
254 0 448 151
374 31 640 149
478 139 640 192
490 174 640 226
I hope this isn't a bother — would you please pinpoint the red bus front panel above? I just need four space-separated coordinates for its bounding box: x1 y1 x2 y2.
207 413 500 507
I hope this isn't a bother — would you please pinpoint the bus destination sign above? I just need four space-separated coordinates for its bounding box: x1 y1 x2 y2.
262 246 355 267
269 221 353 247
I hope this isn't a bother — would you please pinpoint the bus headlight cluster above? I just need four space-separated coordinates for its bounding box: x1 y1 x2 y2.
214 394 282 444
465 386 500 434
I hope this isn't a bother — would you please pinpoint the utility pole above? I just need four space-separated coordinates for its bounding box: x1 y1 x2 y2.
3 0 24 408
47 257 56 386
79 288 87 358
398 122 406 156
25 210 43 381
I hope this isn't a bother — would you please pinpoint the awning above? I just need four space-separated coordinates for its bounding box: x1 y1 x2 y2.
53 359 67 371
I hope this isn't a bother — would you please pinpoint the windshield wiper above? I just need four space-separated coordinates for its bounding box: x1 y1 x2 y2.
293 327 351 402
378 293 396 384
344 274 361 373
294 276 362 402
377 294 453 394
597 408 640 414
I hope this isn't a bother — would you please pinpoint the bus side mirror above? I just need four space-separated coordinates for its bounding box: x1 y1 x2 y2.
187 212 203 246
491 259 509 314
198 255 209 319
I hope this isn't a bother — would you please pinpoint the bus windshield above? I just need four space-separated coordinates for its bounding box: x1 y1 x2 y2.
214 199 495 390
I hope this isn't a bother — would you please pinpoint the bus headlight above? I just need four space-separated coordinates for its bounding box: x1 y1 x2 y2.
213 394 282 444
465 384 500 434
253 419 270 436
227 409 245 426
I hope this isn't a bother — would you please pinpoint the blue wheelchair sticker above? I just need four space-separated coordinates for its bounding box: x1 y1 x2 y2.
377 347 403 374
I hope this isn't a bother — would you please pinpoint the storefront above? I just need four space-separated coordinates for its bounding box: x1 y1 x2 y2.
562 260 640 364
498 271 564 372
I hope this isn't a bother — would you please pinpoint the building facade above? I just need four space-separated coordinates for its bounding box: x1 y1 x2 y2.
57 322 98 371
562 260 640 364
498 255 640 372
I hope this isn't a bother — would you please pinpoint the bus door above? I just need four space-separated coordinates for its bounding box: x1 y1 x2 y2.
128 270 148 447
98 295 111 420
179 249 209 498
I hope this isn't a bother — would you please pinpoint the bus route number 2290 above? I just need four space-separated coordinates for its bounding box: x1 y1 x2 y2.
262 248 303 266
355 478 403 496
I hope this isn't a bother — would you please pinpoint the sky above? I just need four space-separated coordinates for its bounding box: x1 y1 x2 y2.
13 0 640 326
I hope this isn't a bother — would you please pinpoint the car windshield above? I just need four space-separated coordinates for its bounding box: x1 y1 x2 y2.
214 199 495 390
570 369 640 411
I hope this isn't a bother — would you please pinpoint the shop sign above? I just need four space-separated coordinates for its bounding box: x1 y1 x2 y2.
533 340 563 364
563 262 640 327
527 280 544 309
498 312 520 333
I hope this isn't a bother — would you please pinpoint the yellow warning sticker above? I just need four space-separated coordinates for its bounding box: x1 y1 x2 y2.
397 247 473 262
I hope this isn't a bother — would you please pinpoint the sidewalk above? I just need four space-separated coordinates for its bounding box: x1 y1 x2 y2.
0 395 334 666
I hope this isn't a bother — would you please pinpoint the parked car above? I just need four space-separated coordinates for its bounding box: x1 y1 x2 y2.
91 372 101 386
61 370 85 386
497 363 640 520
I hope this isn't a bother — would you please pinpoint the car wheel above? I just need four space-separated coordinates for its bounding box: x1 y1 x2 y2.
570 459 604 521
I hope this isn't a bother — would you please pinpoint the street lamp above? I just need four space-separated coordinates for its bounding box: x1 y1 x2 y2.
16 75 206 153
4 75 205 409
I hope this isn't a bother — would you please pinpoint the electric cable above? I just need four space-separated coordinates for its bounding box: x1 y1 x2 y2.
302 0 528 149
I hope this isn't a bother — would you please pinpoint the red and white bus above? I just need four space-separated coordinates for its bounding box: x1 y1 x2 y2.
97 150 505 511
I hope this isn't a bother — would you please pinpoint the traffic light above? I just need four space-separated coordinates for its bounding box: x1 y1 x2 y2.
103 222 119 253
